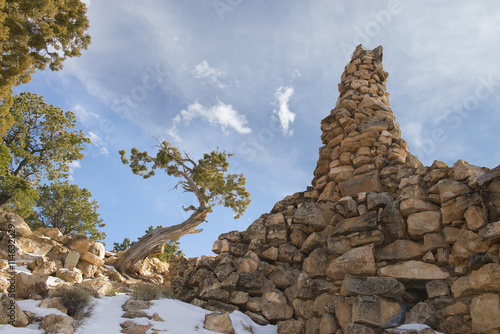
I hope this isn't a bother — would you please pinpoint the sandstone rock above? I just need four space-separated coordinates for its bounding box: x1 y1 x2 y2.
39 313 74 334
405 302 439 328
120 320 153 334
79 277 112 296
479 220 500 245
0 293 29 327
327 236 351 255
77 262 97 279
0 212 31 237
257 290 293 321
229 291 248 305
350 229 385 247
318 181 337 202
352 295 402 327
377 240 424 261
345 323 376 334
67 234 92 254
122 298 151 311
441 193 480 224
243 218 266 243
278 319 305 334
37 227 66 243
437 179 471 203
303 248 331 277
380 202 406 243
339 170 383 197
38 297 68 314
237 272 265 295
292 298 314 319
88 242 105 259
452 159 484 181
441 301 468 318
64 251 80 270
422 233 447 252
313 293 337 316
341 275 405 298
471 293 500 334
122 309 149 319
319 313 339 334
379 261 450 280
334 296 353 330
28 256 59 275
326 244 376 279
204 312 235 334
293 202 332 230
449 229 488 265
260 247 279 261
464 206 487 231
80 252 104 267
266 213 288 245
437 317 471 334
425 280 450 299
332 212 377 236
451 263 500 298
15 272 48 298
367 192 393 210
400 199 439 217
56 268 83 284
407 211 441 238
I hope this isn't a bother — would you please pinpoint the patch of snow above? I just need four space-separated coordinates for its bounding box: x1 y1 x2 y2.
3 295 278 334
391 324 444 334
17 299 67 317
0 324 43 333
46 276 64 287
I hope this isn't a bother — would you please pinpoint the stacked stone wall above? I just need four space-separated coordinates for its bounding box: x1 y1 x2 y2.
169 45 500 334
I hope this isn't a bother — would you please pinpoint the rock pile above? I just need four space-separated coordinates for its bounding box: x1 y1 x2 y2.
0 211 170 331
168 45 500 334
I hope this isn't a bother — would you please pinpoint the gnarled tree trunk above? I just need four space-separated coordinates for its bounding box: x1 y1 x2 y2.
114 206 209 275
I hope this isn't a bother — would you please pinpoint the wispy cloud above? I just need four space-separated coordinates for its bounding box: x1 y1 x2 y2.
72 104 100 125
194 61 227 89
88 131 109 156
167 100 252 141
273 86 296 136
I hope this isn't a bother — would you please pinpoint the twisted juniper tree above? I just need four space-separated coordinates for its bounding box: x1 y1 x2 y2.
115 140 250 275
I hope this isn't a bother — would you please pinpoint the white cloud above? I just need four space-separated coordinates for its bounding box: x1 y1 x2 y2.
194 61 227 89
181 101 251 134
273 86 296 136
167 100 252 141
88 131 109 156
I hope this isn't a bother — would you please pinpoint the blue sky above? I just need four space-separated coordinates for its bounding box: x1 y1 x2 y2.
13 0 500 257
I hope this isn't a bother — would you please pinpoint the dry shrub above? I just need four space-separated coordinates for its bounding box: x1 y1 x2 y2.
131 283 173 301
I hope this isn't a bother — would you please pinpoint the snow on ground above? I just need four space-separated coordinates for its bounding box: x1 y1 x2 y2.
0 293 278 334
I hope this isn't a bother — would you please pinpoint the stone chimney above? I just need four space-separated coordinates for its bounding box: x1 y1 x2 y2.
312 45 415 203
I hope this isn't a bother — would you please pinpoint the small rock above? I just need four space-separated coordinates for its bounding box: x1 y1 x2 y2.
204 312 235 334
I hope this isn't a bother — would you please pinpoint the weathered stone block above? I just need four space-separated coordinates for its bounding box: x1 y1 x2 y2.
471 294 500 333
352 295 402 327
341 275 405 298
326 244 376 279
332 212 377 236
379 261 450 280
339 170 383 197
407 211 441 238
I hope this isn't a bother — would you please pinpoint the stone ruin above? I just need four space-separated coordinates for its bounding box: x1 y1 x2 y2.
166 45 500 334
1 45 499 334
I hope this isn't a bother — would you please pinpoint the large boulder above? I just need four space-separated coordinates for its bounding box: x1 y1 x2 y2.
15 272 48 299
0 293 29 327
